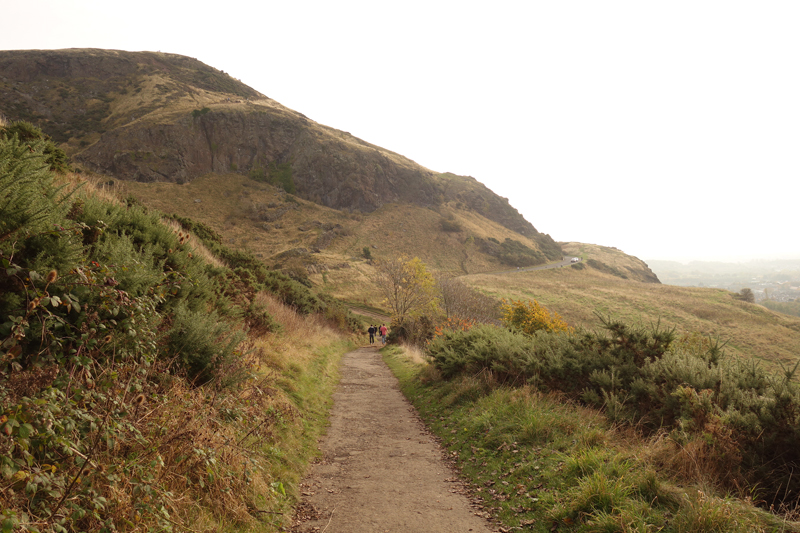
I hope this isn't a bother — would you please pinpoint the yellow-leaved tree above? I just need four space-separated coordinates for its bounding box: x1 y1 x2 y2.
500 298 572 335
374 256 440 320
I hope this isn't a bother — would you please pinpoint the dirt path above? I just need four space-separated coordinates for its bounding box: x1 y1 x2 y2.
290 346 494 533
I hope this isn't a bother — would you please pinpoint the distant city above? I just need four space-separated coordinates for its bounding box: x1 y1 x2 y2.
647 259 800 303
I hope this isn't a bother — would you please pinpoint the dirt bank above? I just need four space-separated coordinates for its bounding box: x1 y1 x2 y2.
290 346 494 533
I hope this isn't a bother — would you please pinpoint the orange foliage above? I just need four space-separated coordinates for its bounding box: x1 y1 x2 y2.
430 317 477 341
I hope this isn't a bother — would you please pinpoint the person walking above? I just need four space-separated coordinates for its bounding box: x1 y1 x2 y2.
368 325 375 344
379 324 388 345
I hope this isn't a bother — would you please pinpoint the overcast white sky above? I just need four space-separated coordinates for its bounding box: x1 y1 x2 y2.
2 1 798 262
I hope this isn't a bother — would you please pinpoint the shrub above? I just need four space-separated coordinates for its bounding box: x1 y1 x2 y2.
733 288 755 303
440 218 462 232
165 302 246 383
0 121 71 173
0 131 307 530
425 314 800 506
268 161 295 193
500 298 572 335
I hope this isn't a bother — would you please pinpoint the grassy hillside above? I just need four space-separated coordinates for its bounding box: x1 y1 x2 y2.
109 171 800 375
101 172 565 279
0 48 560 260
465 248 800 374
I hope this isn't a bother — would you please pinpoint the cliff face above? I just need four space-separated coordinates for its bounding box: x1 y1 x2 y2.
0 48 561 259
75 105 446 213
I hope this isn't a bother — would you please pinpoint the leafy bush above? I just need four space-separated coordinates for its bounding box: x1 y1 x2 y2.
425 317 800 505
586 258 629 279
191 106 211 118
0 121 71 173
762 299 800 317
165 303 246 383
476 237 546 267
733 288 755 303
268 161 295 193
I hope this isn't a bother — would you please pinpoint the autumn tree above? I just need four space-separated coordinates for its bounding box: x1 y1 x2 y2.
436 275 499 324
374 256 439 320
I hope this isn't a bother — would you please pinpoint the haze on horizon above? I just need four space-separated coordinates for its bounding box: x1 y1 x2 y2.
2 1 798 265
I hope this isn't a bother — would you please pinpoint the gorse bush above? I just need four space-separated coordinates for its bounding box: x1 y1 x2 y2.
426 317 800 506
500 298 571 335
0 121 71 173
0 123 357 530
387 347 781 532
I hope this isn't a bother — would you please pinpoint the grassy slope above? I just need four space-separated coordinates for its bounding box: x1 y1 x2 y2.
108 173 559 300
0 147 352 530
465 258 800 373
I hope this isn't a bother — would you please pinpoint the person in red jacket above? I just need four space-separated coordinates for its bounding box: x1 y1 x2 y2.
379 324 388 345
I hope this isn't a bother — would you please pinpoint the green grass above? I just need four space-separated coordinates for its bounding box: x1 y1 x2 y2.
248 338 351 530
382 346 795 532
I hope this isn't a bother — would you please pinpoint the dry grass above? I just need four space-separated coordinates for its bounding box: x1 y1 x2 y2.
398 343 429 365
251 291 341 369
112 173 352 259
110 172 554 299
62 174 229 269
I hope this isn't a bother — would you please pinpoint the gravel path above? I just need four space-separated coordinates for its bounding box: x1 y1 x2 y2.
290 346 493 533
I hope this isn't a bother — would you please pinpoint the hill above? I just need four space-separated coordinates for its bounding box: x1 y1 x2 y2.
5 48 800 530
465 243 800 374
0 48 560 263
5 48 797 373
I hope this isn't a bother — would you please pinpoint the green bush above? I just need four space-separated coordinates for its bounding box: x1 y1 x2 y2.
475 237 546 267
426 318 800 505
165 302 246 383
268 161 295 193
762 299 800 317
0 121 71 173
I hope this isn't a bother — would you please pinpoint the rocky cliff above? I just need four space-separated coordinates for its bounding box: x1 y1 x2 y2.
0 48 559 258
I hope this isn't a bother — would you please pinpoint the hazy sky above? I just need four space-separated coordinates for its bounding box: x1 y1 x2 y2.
2 1 798 262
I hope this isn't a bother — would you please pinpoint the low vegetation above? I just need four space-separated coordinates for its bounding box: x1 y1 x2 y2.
0 123 356 532
465 260 800 374
763 300 800 318
426 316 800 503
385 345 793 532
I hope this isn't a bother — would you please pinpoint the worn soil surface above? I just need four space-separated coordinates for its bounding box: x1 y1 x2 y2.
290 346 494 533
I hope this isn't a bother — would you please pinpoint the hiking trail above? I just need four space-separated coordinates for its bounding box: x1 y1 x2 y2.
290 346 494 533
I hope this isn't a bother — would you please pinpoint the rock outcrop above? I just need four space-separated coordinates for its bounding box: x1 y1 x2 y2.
0 48 560 259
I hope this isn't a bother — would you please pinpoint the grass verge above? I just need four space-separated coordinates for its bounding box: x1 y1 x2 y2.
382 345 796 533
215 297 353 532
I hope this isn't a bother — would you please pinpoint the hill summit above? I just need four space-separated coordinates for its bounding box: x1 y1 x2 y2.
0 49 554 245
